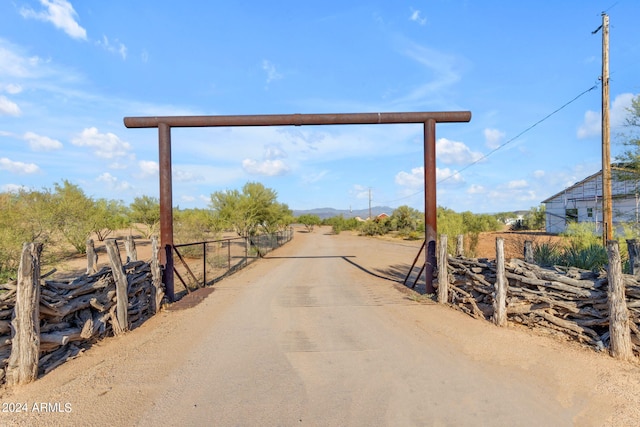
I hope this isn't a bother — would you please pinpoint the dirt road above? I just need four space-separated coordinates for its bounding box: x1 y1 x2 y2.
2 227 640 426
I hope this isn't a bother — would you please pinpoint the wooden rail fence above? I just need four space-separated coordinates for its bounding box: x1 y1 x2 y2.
0 230 295 387
436 235 639 362
0 237 162 386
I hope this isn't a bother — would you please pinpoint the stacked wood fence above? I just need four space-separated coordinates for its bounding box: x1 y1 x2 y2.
0 229 295 386
436 235 639 362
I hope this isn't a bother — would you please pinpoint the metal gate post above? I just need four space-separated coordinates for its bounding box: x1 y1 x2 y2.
424 119 437 294
159 123 175 301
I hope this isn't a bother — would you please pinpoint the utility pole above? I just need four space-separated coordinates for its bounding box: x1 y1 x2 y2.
601 12 612 244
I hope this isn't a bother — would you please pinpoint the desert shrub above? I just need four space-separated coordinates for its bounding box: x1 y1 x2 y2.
323 215 359 234
173 208 221 257
559 244 608 271
560 222 600 250
297 214 321 232
437 208 501 256
129 196 160 239
520 205 546 230
93 199 130 241
331 223 343 235
359 220 386 236
532 241 563 267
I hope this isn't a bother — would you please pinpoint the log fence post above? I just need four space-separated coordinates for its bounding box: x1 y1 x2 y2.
437 235 448 303
86 238 98 274
125 235 137 262
606 240 634 361
5 243 42 386
105 239 128 334
493 238 508 327
150 236 164 314
524 240 534 264
627 239 640 276
455 234 464 257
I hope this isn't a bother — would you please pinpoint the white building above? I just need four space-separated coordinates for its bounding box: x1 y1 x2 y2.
542 168 640 234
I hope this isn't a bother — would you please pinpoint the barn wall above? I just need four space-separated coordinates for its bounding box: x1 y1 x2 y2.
543 171 639 234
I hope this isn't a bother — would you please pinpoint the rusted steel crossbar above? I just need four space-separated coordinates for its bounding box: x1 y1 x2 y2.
124 111 471 300
124 111 470 128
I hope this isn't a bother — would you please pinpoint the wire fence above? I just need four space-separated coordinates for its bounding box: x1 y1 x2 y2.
171 228 294 295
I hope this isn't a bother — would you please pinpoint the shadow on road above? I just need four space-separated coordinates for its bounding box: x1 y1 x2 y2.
263 254 428 293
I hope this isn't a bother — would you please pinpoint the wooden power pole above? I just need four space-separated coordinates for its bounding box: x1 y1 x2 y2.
601 12 612 244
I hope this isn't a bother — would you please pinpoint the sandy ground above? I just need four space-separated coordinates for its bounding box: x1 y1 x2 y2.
1 227 639 426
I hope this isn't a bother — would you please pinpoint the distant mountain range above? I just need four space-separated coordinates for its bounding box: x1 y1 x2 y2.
292 206 394 220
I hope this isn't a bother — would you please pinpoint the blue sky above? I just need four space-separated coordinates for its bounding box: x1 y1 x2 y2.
1 1 639 214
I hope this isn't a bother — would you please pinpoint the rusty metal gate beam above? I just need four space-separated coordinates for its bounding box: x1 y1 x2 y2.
124 111 471 300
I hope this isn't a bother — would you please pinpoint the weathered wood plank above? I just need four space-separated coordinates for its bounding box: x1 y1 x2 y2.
437 235 449 304
5 243 42 386
493 238 507 327
106 239 128 334
606 240 634 361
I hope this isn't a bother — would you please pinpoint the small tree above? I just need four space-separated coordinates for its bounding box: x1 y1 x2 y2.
390 205 422 234
173 208 222 245
210 182 285 237
129 196 160 238
521 205 546 230
616 94 640 170
93 198 131 241
297 214 321 232
49 180 97 253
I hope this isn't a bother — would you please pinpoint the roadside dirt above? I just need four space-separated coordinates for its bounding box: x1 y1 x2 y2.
1 227 638 426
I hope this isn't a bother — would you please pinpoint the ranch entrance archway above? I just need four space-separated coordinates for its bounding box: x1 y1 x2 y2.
124 111 471 301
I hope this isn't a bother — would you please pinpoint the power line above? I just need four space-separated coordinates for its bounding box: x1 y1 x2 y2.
379 82 601 206
438 83 600 185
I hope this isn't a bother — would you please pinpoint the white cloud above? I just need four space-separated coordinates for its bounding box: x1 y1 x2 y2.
437 138 483 165
533 170 545 178
611 93 636 127
409 9 427 25
23 131 63 151
0 95 21 116
138 160 159 177
393 39 463 107
395 166 464 188
351 184 370 200
174 169 203 182
97 172 132 191
301 170 329 184
436 167 464 185
467 184 485 194
0 40 44 79
97 35 127 60
1 83 22 94
20 0 87 40
506 179 528 189
395 166 423 188
1 183 30 192
0 157 40 174
577 110 600 139
242 159 290 176
262 60 282 84
71 127 132 159
577 92 638 139
484 128 505 149
264 144 287 160
242 144 290 176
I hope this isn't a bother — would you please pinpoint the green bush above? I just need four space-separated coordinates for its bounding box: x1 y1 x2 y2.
560 243 608 271
532 241 563 267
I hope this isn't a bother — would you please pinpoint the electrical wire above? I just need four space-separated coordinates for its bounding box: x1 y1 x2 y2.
378 82 601 206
